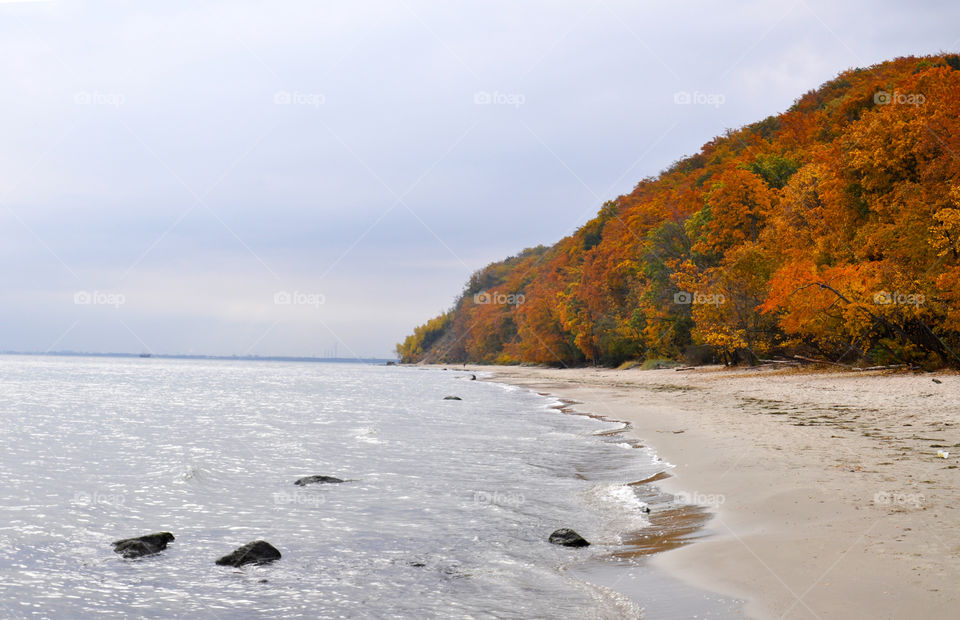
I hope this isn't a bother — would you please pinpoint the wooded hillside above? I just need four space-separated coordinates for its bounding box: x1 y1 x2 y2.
399 55 960 369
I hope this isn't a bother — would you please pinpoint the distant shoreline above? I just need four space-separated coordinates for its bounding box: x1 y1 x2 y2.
0 351 394 365
464 364 960 619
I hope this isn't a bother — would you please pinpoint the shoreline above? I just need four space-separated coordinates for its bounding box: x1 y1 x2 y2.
539 394 746 618
465 364 959 619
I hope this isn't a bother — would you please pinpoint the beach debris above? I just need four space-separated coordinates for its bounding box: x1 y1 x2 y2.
932 378 942 384
216 541 282 567
443 396 462 400
548 529 590 548
792 355 914 371
112 532 175 559
937 451 949 459
294 475 345 486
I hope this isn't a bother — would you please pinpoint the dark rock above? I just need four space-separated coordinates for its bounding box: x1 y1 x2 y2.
932 378 942 384
470 374 476 380
443 396 462 401
216 541 282 567
112 532 175 558
548 528 590 547
294 475 345 486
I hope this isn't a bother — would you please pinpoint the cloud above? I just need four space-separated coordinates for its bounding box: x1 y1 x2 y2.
2 0 960 356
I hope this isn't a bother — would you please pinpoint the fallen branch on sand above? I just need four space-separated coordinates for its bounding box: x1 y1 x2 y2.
793 355 912 371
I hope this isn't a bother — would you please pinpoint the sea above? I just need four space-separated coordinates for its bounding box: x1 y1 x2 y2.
0 355 742 619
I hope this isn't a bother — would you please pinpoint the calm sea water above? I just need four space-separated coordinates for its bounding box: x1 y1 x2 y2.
0 356 697 619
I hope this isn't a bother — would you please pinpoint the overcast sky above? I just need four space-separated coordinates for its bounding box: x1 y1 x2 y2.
1 0 957 358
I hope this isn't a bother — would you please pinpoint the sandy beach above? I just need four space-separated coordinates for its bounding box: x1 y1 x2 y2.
472 365 960 619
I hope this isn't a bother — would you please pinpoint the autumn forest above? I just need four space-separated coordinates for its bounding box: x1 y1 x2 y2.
398 55 960 369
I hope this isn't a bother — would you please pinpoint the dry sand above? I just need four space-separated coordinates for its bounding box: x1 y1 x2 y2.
472 364 960 619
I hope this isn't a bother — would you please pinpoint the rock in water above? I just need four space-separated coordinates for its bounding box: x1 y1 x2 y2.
294 475 345 486
112 532 175 558
443 396 462 400
548 529 590 547
216 541 282 567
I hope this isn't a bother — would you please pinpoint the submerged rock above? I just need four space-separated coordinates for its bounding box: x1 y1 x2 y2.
548 529 590 548
443 396 462 401
215 541 282 567
294 475 345 486
112 532 175 558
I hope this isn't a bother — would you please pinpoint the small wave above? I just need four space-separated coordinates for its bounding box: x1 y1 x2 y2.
171 462 211 484
583 483 652 539
605 484 649 513
353 426 385 445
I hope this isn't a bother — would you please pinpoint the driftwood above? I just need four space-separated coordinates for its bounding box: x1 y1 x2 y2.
793 355 850 367
793 355 911 371
673 366 697 371
745 362 802 370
